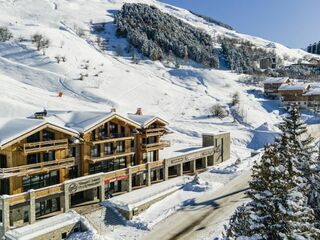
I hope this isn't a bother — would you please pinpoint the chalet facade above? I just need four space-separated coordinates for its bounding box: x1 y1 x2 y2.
278 82 310 108
0 109 231 237
263 77 290 98
263 78 320 111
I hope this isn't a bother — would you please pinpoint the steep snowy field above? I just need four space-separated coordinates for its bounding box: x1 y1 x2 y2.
0 0 311 157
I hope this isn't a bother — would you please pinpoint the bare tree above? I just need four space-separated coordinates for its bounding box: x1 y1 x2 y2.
0 27 13 42
210 104 228 119
31 34 50 54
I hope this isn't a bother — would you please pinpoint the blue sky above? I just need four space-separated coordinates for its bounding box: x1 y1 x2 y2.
159 0 320 49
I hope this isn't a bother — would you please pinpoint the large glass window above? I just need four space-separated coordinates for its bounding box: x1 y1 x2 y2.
104 143 113 155
98 126 106 139
109 123 118 137
42 130 55 141
89 158 127 174
143 151 157 163
27 132 40 143
43 151 55 162
117 141 125 153
91 145 100 158
23 171 59 191
27 153 41 164
36 198 60 218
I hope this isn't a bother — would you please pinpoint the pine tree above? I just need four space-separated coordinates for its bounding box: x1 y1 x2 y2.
226 105 320 239
282 105 320 224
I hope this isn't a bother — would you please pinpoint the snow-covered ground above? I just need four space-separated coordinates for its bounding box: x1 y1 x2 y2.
68 153 260 240
0 0 318 239
0 0 309 155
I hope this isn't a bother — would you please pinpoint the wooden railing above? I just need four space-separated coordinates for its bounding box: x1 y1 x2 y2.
89 148 135 163
23 139 68 154
0 157 76 179
91 133 134 145
8 183 63 206
141 140 170 150
145 127 165 133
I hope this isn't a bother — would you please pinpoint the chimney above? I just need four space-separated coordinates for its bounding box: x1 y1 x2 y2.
111 107 116 113
136 108 143 115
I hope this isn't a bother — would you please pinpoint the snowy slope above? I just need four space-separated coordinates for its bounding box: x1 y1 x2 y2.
0 0 299 157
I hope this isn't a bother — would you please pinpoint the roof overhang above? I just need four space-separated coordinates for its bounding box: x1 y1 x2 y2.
84 113 141 133
0 122 79 150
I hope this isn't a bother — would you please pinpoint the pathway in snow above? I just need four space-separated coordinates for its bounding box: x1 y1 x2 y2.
143 169 251 240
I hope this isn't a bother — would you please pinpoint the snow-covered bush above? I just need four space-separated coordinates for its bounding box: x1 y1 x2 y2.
115 3 219 68
0 27 13 42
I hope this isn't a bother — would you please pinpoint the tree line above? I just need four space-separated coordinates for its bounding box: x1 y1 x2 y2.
115 3 219 68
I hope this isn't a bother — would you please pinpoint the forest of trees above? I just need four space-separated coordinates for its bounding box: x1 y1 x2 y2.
220 37 276 74
226 105 320 239
307 41 320 55
115 3 219 68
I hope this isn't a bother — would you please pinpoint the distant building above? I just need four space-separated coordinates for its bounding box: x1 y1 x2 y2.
260 57 277 69
278 82 310 108
263 77 290 98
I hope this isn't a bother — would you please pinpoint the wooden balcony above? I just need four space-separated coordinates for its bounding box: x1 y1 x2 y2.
0 157 76 179
89 148 135 163
142 127 165 137
91 133 134 145
141 140 171 151
23 139 68 154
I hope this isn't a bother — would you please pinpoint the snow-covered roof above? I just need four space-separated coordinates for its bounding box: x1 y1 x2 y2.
5 211 80 240
0 118 45 148
127 113 168 128
303 88 320 96
278 82 309 91
0 117 78 149
263 77 289 84
45 110 140 133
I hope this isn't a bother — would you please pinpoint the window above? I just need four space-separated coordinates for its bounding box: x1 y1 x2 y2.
117 141 125 153
35 197 60 218
143 151 156 163
27 153 40 164
43 151 55 162
42 130 55 141
98 126 106 139
69 166 78 179
23 210 29 223
91 131 96 141
69 147 76 157
23 171 59 191
89 158 127 174
0 154 7 168
109 123 118 137
104 143 113 155
27 132 40 143
62 233 67 239
0 179 9 195
91 145 100 158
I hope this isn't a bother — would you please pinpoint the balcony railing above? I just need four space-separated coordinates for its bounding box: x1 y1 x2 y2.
141 140 171 150
89 148 135 163
0 157 75 179
23 139 68 154
91 133 134 145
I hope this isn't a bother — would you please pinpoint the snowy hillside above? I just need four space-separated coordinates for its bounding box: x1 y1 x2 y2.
0 0 309 159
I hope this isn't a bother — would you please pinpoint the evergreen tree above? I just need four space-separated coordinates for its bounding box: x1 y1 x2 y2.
283 105 320 223
226 105 320 239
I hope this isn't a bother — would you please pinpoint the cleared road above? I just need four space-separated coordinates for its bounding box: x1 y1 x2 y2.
143 170 251 240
